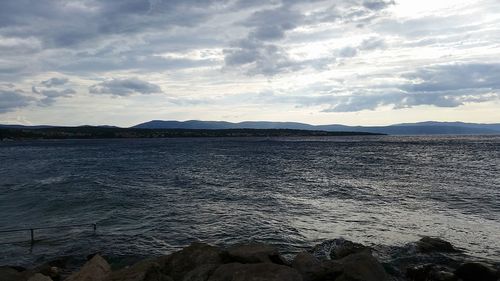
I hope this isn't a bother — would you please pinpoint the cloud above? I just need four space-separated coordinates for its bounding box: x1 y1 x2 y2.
41 77 69 87
223 39 300 75
89 78 163 96
324 63 500 111
402 63 500 93
362 0 395 11
1 0 500 124
338 46 358 58
232 62 500 112
243 6 303 41
0 88 33 113
359 36 386 50
32 86 76 106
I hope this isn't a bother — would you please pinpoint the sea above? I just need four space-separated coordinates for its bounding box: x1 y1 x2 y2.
0 135 499 267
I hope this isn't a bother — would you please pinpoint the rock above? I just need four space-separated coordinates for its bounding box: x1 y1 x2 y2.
65 254 111 281
0 266 25 281
161 243 224 281
310 238 371 260
292 252 340 281
32 265 61 281
406 264 433 281
330 240 371 260
333 252 390 281
207 263 303 281
407 264 456 281
455 262 498 281
431 270 456 281
182 264 219 281
106 259 172 281
416 237 460 253
225 243 285 264
28 273 53 281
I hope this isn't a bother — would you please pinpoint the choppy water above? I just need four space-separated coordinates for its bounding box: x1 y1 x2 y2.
0 136 499 266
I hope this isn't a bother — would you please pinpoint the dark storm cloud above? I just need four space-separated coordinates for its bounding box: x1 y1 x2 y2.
89 78 162 96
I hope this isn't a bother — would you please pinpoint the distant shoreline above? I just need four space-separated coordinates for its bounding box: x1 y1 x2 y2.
0 127 384 140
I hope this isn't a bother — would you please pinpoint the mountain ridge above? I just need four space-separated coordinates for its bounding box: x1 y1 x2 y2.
131 120 500 135
2 120 500 135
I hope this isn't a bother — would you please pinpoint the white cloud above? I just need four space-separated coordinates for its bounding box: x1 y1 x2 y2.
1 0 500 125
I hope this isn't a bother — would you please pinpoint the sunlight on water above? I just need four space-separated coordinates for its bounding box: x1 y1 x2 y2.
0 136 499 266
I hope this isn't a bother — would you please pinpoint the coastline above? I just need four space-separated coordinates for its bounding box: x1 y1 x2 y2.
2 236 499 281
0 127 383 141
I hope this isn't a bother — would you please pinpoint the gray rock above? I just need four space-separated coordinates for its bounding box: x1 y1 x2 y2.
182 264 219 281
31 265 61 281
407 264 457 281
330 240 371 260
0 266 25 281
106 259 172 281
292 252 340 281
207 263 303 281
28 273 53 281
416 237 460 253
226 243 285 264
64 254 111 281
455 262 498 281
333 252 390 281
310 238 372 260
162 243 224 280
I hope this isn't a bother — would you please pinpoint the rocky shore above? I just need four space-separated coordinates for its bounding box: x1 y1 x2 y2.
1 237 499 281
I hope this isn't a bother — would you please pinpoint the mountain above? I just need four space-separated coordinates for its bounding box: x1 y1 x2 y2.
0 124 55 129
0 127 381 140
132 120 500 135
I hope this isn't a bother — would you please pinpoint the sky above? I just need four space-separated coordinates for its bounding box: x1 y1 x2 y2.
1 0 500 126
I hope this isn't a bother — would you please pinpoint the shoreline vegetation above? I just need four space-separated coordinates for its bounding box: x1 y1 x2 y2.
2 237 499 281
0 127 384 140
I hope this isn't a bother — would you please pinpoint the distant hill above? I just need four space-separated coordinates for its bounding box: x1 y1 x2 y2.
0 127 381 140
2 120 500 136
133 120 500 135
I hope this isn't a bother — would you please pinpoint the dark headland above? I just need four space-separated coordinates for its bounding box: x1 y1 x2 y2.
2 120 500 137
0 126 382 140
2 236 499 281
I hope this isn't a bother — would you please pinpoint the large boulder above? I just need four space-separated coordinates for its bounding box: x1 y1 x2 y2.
292 252 341 281
64 254 111 281
161 243 224 281
28 273 53 281
416 237 460 253
406 264 456 281
333 252 390 281
207 263 303 281
0 266 26 281
225 243 285 264
455 262 498 281
330 240 371 260
181 264 219 281
106 259 172 281
310 239 371 260
31 265 61 281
